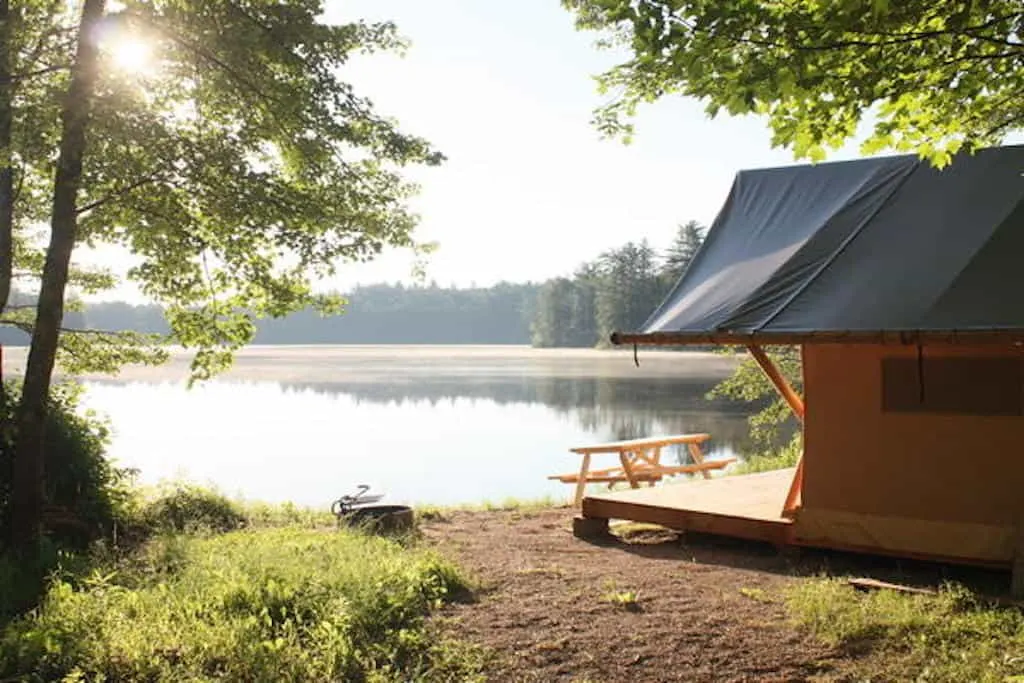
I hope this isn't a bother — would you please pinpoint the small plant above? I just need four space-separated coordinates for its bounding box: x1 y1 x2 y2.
739 587 772 602
515 565 565 578
600 579 641 611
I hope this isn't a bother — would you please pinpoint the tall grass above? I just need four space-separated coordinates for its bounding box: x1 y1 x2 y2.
0 529 483 682
787 579 1024 682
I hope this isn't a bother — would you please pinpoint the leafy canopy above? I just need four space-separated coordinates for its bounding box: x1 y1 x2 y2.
4 0 442 379
562 1 1024 165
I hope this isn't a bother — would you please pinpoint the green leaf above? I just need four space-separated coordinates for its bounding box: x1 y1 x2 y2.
564 0 1024 162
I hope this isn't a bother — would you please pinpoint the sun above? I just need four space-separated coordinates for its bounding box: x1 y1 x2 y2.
109 37 154 75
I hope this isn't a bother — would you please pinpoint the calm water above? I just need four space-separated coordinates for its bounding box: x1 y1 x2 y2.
3 346 759 507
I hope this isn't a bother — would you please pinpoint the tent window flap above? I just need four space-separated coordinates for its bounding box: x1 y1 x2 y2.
881 357 1022 416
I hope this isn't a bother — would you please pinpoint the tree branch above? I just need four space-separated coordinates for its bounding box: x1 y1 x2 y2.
0 317 159 338
133 15 285 108
985 111 1024 138
665 8 1024 53
11 0 69 94
940 50 1022 67
76 173 163 215
6 63 71 83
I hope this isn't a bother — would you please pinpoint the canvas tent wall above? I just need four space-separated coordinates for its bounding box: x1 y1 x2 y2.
798 342 1024 565
612 144 1024 567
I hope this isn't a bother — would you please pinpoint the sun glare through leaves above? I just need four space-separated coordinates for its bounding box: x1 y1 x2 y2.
108 36 154 75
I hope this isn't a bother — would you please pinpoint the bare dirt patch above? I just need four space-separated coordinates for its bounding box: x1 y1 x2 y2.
422 508 1012 682
422 508 837 682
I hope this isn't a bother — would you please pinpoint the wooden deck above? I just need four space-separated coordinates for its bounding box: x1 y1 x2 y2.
581 468 796 546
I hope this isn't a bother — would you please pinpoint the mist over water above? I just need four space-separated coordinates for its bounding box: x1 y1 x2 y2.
3 346 763 507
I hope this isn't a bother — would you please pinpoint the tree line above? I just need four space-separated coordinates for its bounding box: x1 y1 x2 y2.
1 222 705 349
530 221 705 347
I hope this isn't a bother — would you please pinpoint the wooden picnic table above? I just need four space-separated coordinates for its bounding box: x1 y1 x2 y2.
550 433 736 506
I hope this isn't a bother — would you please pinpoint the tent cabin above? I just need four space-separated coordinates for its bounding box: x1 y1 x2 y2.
581 143 1024 570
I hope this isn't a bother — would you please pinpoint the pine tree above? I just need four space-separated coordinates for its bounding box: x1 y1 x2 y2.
662 220 706 286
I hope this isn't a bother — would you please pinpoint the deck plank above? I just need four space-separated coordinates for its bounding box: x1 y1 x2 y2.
581 468 796 545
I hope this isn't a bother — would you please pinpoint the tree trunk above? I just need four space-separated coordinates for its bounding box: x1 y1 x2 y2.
9 0 106 553
0 0 13 317
0 0 13 397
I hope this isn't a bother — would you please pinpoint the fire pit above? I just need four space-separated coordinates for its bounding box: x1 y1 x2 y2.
331 485 414 534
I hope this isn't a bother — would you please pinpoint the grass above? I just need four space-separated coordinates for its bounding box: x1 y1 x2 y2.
0 528 484 682
417 494 568 521
132 481 337 532
240 500 336 528
787 578 1024 682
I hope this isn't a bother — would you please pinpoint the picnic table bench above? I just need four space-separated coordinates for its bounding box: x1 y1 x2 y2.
550 433 736 506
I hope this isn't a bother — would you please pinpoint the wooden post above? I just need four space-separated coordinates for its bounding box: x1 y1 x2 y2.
686 442 713 480
781 457 804 518
1013 513 1024 599
747 345 806 517
618 452 639 489
573 453 592 507
572 515 610 540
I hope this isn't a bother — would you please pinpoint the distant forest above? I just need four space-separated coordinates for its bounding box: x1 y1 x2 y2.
0 222 706 348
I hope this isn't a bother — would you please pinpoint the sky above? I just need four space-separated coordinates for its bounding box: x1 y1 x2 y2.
83 0 976 300
320 0 834 291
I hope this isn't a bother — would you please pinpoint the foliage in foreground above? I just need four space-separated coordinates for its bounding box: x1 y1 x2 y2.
788 579 1024 682
0 529 482 682
0 380 134 550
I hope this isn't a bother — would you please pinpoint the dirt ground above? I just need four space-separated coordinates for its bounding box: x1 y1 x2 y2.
421 507 1008 683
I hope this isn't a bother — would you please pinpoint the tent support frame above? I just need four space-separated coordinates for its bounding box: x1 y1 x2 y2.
612 330 1024 346
746 345 805 518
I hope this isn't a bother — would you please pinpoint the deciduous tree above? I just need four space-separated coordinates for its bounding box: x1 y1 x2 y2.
2 0 441 550
563 1 1024 165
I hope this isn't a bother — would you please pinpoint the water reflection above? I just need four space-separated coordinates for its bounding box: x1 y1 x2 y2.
269 375 762 462
75 350 770 507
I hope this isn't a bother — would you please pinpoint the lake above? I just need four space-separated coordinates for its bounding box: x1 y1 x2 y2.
1 345 759 508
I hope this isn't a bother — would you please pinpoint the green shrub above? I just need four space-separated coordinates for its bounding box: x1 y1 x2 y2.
0 528 483 681
709 347 802 455
141 483 247 533
0 380 133 551
731 432 802 475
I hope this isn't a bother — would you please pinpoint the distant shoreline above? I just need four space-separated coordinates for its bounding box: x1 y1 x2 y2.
2 344 742 384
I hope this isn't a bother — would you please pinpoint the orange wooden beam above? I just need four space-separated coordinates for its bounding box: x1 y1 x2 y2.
746 344 805 517
747 345 804 421
781 457 804 518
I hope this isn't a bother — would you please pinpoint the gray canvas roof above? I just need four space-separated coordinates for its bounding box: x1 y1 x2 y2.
633 144 1024 343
